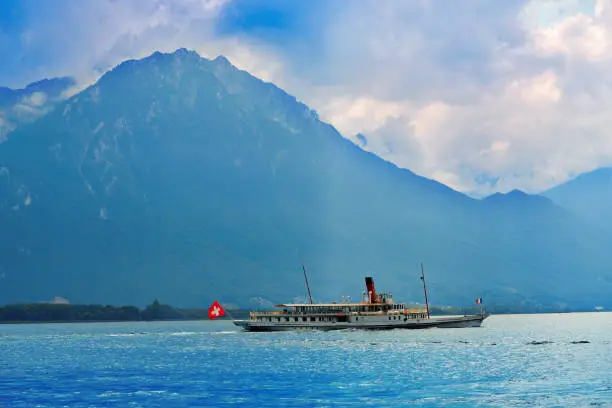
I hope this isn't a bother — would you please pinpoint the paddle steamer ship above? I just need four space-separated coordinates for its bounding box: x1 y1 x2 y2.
233 274 489 331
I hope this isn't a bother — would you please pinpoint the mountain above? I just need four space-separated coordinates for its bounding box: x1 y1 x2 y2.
0 77 75 107
543 168 612 228
0 77 75 140
1 49 611 310
483 189 553 209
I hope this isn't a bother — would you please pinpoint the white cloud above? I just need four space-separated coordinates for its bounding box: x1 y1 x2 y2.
531 14 609 61
11 0 238 92
11 92 53 123
506 70 562 104
195 38 286 84
317 97 411 137
431 170 478 193
287 0 612 195
487 141 511 154
24 92 47 107
0 114 9 142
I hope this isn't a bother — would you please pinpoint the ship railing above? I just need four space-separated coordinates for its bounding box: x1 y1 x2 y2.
250 310 403 317
251 311 352 317
251 308 426 316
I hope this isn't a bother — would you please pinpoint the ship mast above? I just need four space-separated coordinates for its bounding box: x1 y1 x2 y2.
420 262 431 319
302 263 313 304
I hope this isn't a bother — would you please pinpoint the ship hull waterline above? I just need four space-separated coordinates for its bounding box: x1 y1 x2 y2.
233 313 489 332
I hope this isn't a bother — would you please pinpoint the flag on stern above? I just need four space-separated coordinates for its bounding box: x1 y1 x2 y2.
475 297 483 304
208 300 226 320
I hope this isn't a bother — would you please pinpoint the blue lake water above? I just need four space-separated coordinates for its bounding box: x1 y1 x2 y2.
1 313 612 407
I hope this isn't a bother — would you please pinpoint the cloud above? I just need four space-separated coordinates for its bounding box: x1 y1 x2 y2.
293 0 612 195
4 0 612 195
194 37 286 84
0 0 232 88
13 91 48 115
0 114 10 141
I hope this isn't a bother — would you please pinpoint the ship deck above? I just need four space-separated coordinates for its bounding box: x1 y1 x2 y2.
233 313 490 332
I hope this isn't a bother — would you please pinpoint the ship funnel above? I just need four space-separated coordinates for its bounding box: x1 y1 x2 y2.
365 277 377 303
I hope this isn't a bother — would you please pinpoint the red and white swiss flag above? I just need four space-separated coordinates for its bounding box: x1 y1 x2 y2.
208 300 226 320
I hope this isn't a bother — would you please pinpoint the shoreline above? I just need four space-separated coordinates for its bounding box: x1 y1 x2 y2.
1 310 608 325
0 300 606 325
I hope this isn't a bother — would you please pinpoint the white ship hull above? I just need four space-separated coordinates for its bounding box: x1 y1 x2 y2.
233 274 490 332
233 313 489 332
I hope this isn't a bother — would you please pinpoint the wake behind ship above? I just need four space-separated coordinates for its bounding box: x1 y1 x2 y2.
233 276 489 331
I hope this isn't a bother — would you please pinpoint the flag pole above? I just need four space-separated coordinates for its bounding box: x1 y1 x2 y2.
420 262 431 319
203 273 236 321
302 262 314 304
220 302 235 320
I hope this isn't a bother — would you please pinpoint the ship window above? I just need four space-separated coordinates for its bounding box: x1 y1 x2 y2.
310 317 315 322
294 317 298 322
302 317 307 322
389 316 391 320
356 317 358 321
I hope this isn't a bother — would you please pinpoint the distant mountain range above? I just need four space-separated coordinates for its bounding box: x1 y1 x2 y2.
1 49 611 311
542 168 612 231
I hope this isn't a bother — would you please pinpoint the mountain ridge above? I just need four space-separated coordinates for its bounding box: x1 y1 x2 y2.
0 76 76 141
1 49 611 309
542 167 612 229
0 77 75 107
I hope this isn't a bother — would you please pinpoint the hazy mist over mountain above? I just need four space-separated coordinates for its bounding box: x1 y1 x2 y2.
0 77 75 141
1 50 611 310
542 168 612 231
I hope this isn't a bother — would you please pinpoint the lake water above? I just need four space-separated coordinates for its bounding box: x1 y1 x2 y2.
1 313 612 407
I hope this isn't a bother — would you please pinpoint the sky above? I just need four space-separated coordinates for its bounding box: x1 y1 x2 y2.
0 0 610 196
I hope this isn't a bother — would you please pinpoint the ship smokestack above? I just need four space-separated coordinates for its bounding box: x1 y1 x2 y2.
365 277 377 303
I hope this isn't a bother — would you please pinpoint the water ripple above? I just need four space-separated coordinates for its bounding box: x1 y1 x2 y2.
2 314 612 407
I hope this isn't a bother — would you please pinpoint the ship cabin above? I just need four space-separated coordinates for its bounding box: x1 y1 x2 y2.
248 287 428 324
